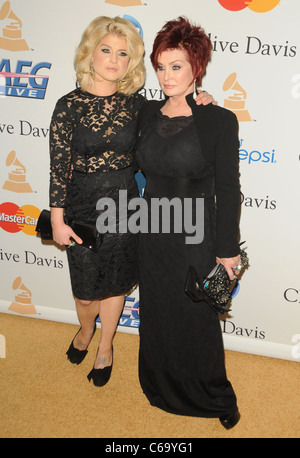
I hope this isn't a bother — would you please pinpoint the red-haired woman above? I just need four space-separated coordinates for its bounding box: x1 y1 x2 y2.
136 17 242 429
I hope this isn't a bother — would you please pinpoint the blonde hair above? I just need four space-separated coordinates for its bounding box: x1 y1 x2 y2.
74 16 145 95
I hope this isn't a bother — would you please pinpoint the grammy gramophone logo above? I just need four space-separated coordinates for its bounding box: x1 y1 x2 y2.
105 0 142 6
0 1 29 51
223 72 251 122
2 150 33 193
8 276 37 315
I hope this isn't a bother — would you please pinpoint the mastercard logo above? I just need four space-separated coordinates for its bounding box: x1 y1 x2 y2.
218 0 280 12
0 202 40 236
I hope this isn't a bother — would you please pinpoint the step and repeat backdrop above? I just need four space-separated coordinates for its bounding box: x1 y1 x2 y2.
0 0 299 361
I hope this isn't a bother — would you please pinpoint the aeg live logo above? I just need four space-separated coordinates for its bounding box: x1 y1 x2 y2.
0 59 51 99
0 2 52 99
218 0 280 12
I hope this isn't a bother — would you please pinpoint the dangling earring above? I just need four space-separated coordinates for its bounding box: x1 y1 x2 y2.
89 60 95 77
193 79 197 99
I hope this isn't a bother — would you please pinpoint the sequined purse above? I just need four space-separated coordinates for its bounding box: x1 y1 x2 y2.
184 247 248 315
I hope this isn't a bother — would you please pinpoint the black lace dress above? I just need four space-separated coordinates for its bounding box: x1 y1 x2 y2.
49 88 145 300
136 111 238 418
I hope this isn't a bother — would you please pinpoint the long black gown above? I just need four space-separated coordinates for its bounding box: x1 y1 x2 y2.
136 111 238 418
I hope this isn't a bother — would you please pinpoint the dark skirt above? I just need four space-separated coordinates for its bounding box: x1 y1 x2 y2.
65 166 139 300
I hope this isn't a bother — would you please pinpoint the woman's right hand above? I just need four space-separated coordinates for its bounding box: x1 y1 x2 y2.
52 222 83 247
50 207 82 247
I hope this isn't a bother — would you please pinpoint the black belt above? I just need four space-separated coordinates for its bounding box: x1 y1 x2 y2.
145 174 215 198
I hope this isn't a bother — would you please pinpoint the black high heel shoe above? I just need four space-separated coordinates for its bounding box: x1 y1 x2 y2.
87 346 113 387
66 323 96 365
219 410 241 430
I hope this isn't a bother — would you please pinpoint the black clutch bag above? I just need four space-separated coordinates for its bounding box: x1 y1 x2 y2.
35 209 55 240
35 209 102 251
184 247 248 315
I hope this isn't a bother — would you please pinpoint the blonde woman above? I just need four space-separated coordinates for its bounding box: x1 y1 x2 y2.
49 16 213 387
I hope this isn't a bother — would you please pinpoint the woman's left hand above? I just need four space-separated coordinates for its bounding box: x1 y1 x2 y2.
216 255 242 281
195 89 217 106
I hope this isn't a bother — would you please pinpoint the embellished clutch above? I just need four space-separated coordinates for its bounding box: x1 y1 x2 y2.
184 247 248 315
35 209 102 251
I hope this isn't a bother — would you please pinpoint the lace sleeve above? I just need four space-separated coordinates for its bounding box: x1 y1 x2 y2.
49 97 74 207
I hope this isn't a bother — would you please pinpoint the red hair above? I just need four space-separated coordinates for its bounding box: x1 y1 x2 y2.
150 17 212 85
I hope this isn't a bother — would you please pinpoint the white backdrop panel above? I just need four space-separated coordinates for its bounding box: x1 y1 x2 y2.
0 0 299 362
